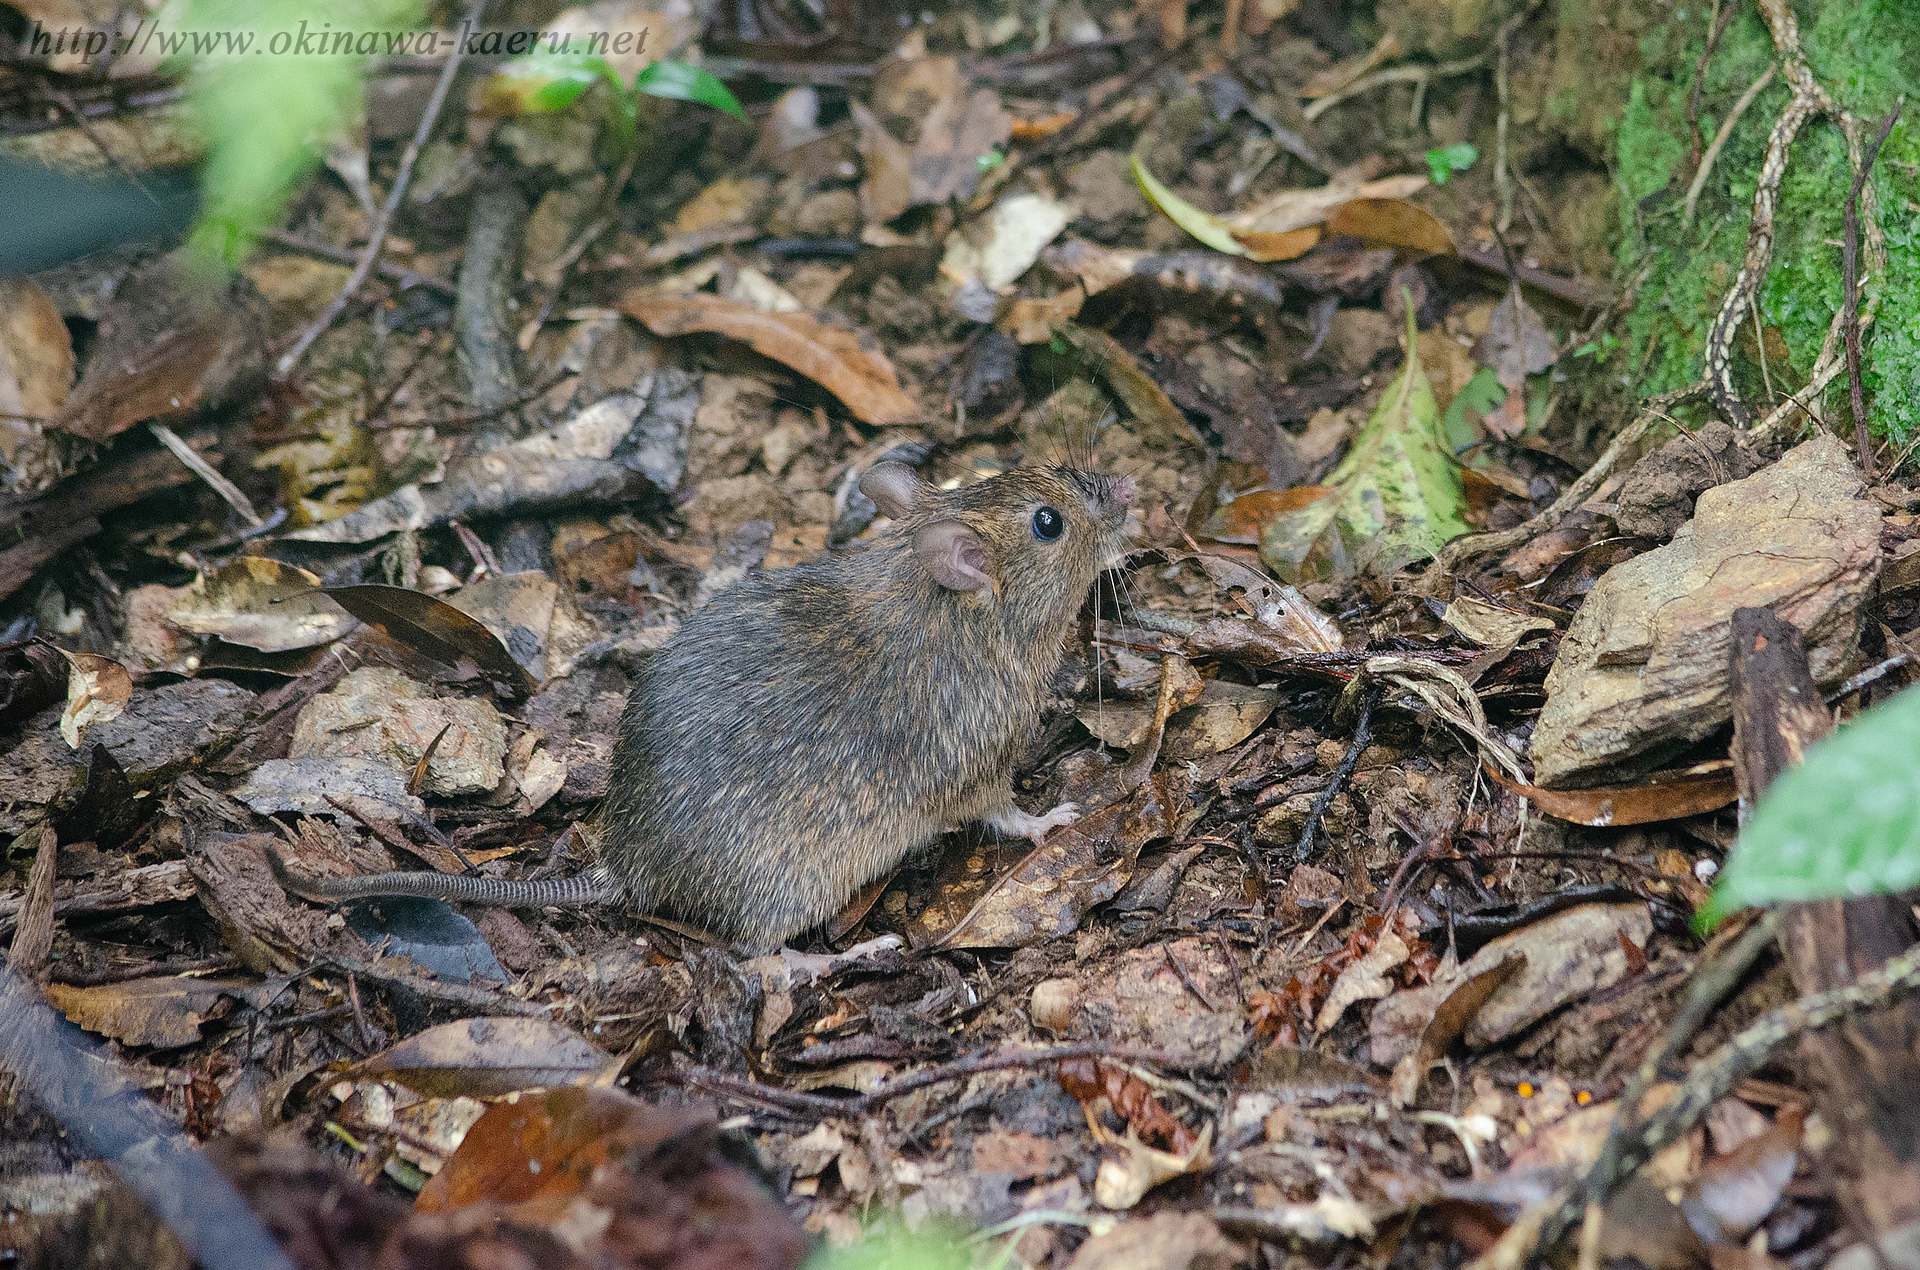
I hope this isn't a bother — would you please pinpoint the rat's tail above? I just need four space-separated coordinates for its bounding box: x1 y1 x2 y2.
265 846 618 907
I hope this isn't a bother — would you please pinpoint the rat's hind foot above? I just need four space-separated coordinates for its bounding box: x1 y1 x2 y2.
986 802 1081 843
775 933 906 982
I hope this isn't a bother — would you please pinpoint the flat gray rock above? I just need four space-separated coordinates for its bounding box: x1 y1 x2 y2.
1532 435 1880 786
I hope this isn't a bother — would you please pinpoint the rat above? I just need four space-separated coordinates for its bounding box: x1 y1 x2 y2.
268 460 1137 954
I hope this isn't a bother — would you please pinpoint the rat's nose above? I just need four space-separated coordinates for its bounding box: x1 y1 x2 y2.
1109 474 1137 507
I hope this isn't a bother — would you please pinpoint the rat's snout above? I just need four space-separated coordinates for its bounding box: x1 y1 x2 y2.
1109 474 1137 508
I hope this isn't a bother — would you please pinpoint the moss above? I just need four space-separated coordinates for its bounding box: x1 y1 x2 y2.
1613 0 1920 442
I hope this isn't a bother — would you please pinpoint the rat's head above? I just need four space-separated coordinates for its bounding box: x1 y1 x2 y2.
860 462 1137 624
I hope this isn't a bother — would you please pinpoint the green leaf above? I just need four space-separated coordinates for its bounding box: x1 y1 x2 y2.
1130 153 1248 256
633 59 747 121
1425 142 1479 184
1260 300 1467 581
1703 686 1920 926
475 50 615 116
1442 366 1506 451
179 0 423 266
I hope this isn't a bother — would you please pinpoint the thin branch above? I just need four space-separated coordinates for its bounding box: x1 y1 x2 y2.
276 0 487 377
1843 101 1901 479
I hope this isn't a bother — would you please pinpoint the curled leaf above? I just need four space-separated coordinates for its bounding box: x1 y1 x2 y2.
56 649 131 749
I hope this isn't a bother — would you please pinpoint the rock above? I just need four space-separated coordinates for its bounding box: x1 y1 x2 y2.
1612 421 1762 540
289 667 507 796
1532 436 1879 785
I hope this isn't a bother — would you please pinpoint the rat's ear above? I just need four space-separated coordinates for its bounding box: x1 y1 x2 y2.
912 519 995 592
859 462 927 520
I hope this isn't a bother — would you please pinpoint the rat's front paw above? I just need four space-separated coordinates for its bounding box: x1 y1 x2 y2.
988 802 1081 842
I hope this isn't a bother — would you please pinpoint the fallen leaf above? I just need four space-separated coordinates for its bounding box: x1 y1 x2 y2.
51 252 268 443
1092 1122 1213 1210
1200 487 1335 544
618 291 917 424
941 191 1077 291
46 976 257 1048
910 86 1012 206
56 648 130 749
1327 197 1456 256
0 277 74 492
1469 281 1557 438
1315 930 1409 1033
1387 954 1526 1105
357 1017 621 1098
1457 903 1652 1046
1485 761 1739 827
1259 308 1466 580
850 99 912 224
323 584 535 694
165 557 358 652
1224 173 1427 236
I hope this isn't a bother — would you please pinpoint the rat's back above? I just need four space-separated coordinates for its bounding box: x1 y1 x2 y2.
599 540 1042 948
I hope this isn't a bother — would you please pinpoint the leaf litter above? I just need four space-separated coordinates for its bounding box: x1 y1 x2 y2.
0 3 1913 1269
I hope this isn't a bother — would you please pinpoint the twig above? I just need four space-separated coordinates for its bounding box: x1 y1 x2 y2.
1681 64 1775 230
1684 0 1740 177
255 228 457 299
1535 925 1920 1255
1303 52 1490 122
1702 0 1837 429
366 365 573 432
1827 652 1916 705
1843 102 1901 479
276 0 486 377
680 1042 1205 1120
318 952 552 1017
1294 689 1373 865
1425 384 1703 588
149 422 265 527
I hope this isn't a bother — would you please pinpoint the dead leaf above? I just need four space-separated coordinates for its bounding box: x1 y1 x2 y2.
323 584 535 694
52 252 268 443
942 191 1077 291
1681 1106 1804 1243
1457 903 1652 1046
619 292 918 424
1223 173 1428 236
1092 1122 1213 1210
1485 761 1739 827
0 278 74 487
1315 930 1409 1033
1051 323 1203 448
1059 1057 1196 1153
357 1017 620 1098
46 975 256 1048
1470 281 1557 439
1387 953 1526 1105
165 557 358 652
910 87 1012 206
56 648 130 749
1201 487 1335 544
1327 198 1456 256
850 99 912 224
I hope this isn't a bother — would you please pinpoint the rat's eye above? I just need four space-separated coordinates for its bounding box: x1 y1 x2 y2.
1032 506 1064 541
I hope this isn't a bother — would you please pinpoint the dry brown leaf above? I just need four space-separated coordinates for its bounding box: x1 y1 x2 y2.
1485 760 1739 827
56 648 130 749
1327 198 1456 256
0 278 73 421
1236 226 1323 262
1201 487 1335 544
619 291 918 424
1224 173 1427 236
46 975 255 1048
1470 281 1558 438
910 86 1012 206
356 1017 621 1098
850 99 912 225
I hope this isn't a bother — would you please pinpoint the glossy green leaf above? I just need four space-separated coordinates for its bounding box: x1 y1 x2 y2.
1704 686 1920 925
633 59 747 121
1260 302 1467 581
475 50 613 116
1130 153 1248 256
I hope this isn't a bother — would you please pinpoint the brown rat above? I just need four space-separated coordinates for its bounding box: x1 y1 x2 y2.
269 460 1137 953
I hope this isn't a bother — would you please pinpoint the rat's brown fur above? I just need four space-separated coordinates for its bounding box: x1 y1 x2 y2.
269 463 1134 952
